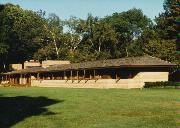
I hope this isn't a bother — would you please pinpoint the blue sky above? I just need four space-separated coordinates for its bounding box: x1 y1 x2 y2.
1 0 164 20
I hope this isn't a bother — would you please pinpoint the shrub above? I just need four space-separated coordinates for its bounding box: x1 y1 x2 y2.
144 82 180 88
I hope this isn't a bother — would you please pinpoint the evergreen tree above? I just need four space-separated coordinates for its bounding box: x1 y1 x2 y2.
173 0 180 51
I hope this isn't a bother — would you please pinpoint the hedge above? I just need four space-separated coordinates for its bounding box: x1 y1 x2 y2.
144 82 180 88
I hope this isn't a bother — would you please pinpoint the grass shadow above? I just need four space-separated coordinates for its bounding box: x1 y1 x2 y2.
0 96 62 128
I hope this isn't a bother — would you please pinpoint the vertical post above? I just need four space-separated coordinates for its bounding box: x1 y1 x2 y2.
94 70 95 79
84 70 86 83
8 75 10 82
9 75 11 84
13 75 15 84
90 74 92 79
22 74 26 84
84 70 86 79
11 76 13 85
26 74 28 86
77 70 79 80
24 74 26 85
26 74 28 87
14 76 16 85
11 76 13 84
20 74 23 85
51 73 54 80
9 76 11 84
90 70 92 79
11 75 13 84
70 70 72 79
71 70 73 83
29 74 31 86
14 76 17 85
63 71 66 80
37 73 40 80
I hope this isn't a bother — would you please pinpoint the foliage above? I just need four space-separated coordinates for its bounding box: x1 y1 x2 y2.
33 44 57 61
0 4 48 71
144 81 180 88
143 39 179 63
0 2 180 72
104 8 151 58
152 0 180 64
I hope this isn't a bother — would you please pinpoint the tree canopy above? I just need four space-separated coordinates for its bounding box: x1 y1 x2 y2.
0 1 179 72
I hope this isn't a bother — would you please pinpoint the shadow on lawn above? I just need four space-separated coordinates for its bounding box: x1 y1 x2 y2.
0 96 62 128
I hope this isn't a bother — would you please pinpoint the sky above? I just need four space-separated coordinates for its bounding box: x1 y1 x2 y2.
1 0 164 20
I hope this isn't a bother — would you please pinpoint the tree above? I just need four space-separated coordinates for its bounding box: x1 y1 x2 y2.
104 8 151 58
92 20 117 55
2 2 178 72
0 4 48 71
64 17 82 53
163 0 176 14
61 33 81 53
143 39 179 63
154 0 180 63
154 0 180 40
34 44 57 61
43 13 63 57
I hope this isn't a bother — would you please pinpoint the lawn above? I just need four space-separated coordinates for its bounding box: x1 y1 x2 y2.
0 87 179 128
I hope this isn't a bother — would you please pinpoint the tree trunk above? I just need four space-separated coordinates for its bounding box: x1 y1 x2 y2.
126 48 129 57
43 25 59 57
98 38 101 52
3 61 6 70
52 34 59 57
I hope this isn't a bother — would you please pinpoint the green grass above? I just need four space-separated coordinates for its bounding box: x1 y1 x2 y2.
0 87 179 128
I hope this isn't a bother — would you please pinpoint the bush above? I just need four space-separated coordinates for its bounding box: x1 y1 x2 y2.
144 82 180 89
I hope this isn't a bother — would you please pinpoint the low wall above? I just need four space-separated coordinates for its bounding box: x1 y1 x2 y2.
31 72 169 89
31 79 144 89
135 72 169 82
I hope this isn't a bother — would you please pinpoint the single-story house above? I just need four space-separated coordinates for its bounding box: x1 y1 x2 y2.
0 55 176 89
